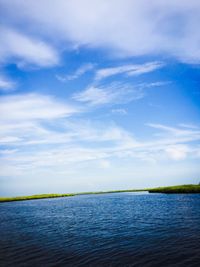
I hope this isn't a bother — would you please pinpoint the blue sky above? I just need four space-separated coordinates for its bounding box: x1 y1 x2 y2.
0 0 200 196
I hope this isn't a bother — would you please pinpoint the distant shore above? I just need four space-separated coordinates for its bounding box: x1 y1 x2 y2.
148 184 200 194
0 185 200 203
0 190 145 203
0 193 75 203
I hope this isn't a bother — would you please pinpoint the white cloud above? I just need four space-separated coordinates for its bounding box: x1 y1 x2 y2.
0 136 22 144
0 93 78 122
165 145 188 160
98 159 111 169
0 93 82 148
144 123 200 160
1 94 199 166
141 81 171 88
1 120 199 180
0 74 16 91
72 79 167 107
0 26 59 67
95 62 164 81
57 63 95 82
0 119 138 174
147 123 200 139
111 108 127 115
73 83 144 106
179 123 200 129
127 62 165 76
1 117 200 192
1 0 200 63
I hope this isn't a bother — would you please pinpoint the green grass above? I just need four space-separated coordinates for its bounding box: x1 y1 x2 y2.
0 193 75 203
1 184 199 203
148 184 200 194
0 189 146 203
76 189 147 195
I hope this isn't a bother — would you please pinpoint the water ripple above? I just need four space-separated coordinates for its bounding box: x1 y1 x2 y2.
0 193 200 266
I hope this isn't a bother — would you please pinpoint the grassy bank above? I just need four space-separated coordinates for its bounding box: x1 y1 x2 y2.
148 184 200 194
0 189 146 203
0 193 75 203
76 189 147 195
1 185 200 203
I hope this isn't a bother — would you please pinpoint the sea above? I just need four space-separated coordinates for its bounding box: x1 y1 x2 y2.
0 192 200 266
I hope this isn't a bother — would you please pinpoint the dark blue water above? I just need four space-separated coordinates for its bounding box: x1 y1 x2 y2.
0 193 200 267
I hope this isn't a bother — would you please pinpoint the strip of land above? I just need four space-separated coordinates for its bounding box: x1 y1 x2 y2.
0 190 145 203
0 193 75 203
0 185 200 203
148 184 200 194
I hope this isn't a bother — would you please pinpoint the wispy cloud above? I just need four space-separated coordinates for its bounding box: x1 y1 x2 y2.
147 123 200 138
72 83 144 106
0 26 59 68
0 74 16 91
95 62 164 81
0 93 78 122
165 145 189 160
1 121 200 181
146 123 200 160
72 79 167 107
1 1 200 64
179 123 200 129
0 93 81 147
0 94 81 157
56 63 95 82
111 108 127 115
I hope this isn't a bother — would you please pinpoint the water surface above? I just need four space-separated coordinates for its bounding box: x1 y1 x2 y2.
0 193 200 266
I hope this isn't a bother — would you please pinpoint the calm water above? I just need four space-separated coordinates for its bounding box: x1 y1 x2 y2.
0 193 200 267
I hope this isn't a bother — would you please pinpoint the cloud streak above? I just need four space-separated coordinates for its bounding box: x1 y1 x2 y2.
1 0 200 64
0 26 59 67
1 94 200 194
72 83 144 106
0 74 16 91
1 121 200 179
0 93 78 122
95 62 164 81
72 78 167 107
57 63 95 82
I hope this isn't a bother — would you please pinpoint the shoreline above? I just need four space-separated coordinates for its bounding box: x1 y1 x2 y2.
0 185 200 203
0 189 146 203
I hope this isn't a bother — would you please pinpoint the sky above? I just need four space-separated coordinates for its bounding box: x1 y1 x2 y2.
0 0 200 196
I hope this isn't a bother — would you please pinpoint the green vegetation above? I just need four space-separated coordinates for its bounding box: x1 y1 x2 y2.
0 189 146 203
1 184 200 203
148 184 200 194
76 189 146 195
0 193 75 203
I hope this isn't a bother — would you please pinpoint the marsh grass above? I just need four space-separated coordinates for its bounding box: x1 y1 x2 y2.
148 184 200 193
0 193 75 202
1 185 200 202
76 189 146 195
0 189 146 203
